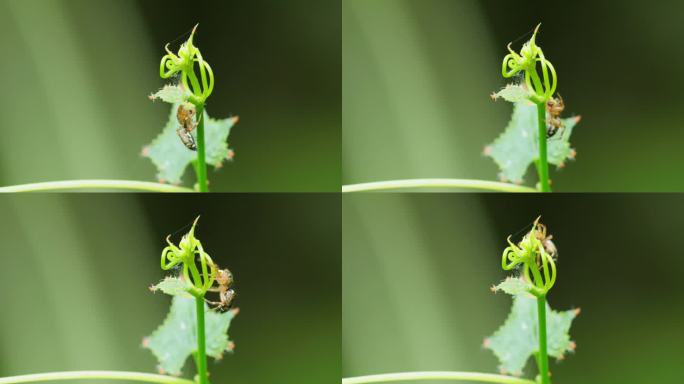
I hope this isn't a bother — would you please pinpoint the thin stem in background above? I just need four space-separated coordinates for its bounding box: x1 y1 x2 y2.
342 179 537 193
535 103 551 192
194 104 208 192
0 371 194 384
342 371 536 384
0 180 193 193
195 296 209 384
536 295 550 384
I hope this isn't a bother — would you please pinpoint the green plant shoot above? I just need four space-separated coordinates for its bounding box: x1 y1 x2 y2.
487 25 581 192
146 217 238 383
145 25 239 191
486 217 579 384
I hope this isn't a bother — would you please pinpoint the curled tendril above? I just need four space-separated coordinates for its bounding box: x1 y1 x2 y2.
501 24 557 103
501 217 557 296
161 216 217 297
159 24 214 104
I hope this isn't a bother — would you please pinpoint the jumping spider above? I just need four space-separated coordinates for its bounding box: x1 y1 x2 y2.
177 102 198 132
545 95 565 138
534 221 557 262
521 218 557 267
206 266 236 311
176 128 197 151
175 102 199 151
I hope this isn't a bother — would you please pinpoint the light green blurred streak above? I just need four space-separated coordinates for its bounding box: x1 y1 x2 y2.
63 0 163 178
4 0 119 179
0 197 159 379
67 196 164 373
343 0 501 183
0 0 156 184
407 197 504 365
344 197 444 372
0 199 65 372
0 197 123 374
343 195 495 377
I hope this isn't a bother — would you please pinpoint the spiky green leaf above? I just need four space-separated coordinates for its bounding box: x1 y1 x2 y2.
492 84 534 103
484 295 578 376
144 296 238 376
493 277 535 297
143 104 238 185
485 102 580 184
151 277 193 297
149 85 191 104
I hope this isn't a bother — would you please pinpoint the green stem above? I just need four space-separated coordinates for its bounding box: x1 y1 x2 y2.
195 296 209 384
342 179 536 193
0 371 194 384
342 372 535 384
0 180 193 193
528 70 545 101
536 295 550 384
187 263 203 292
528 260 545 290
194 103 208 192
186 66 204 98
536 102 551 192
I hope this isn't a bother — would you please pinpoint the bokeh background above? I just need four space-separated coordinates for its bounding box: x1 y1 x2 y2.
343 0 684 191
344 194 684 383
0 194 340 383
0 0 340 191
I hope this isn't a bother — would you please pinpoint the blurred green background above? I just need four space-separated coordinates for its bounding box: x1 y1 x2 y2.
0 194 340 383
344 194 684 383
0 0 340 191
343 0 684 191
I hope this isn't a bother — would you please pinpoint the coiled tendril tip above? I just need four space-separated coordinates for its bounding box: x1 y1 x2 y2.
159 25 214 104
501 217 557 296
160 216 216 297
501 24 556 104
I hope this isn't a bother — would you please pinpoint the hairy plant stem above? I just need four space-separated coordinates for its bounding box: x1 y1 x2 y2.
0 180 192 193
0 371 194 384
536 295 550 384
535 102 551 192
195 296 209 384
342 179 536 193
194 103 208 192
342 372 535 384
